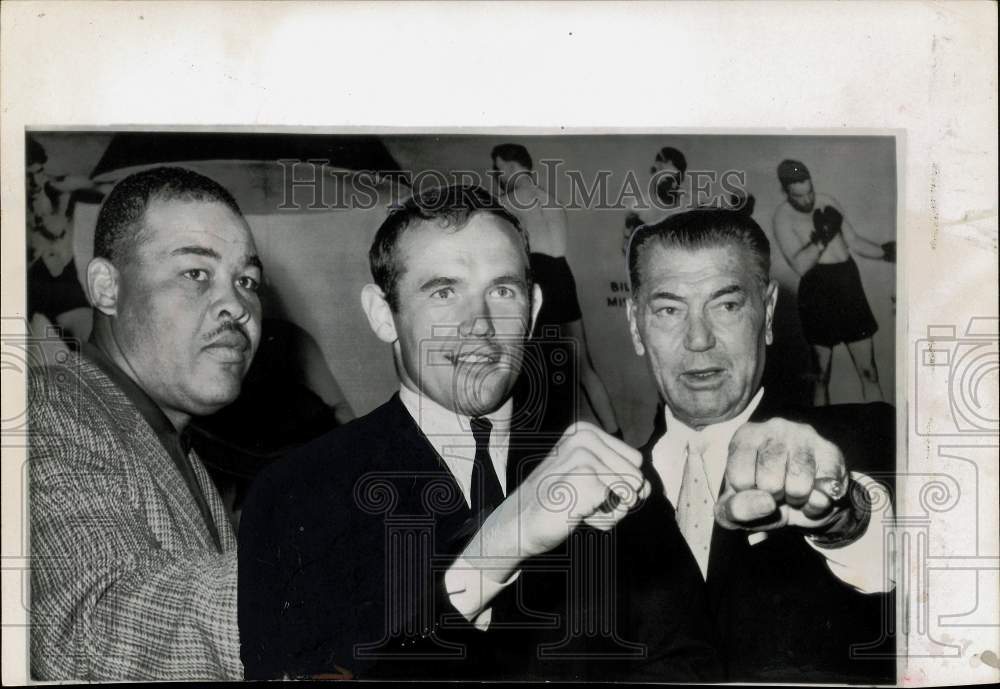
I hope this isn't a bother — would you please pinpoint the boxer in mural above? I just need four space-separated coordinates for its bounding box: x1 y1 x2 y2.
491 143 622 438
622 146 690 256
771 159 896 405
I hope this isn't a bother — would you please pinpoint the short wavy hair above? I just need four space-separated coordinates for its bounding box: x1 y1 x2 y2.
94 166 243 266
627 208 771 295
369 184 530 311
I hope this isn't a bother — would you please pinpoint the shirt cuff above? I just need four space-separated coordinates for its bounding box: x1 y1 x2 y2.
804 471 895 594
444 557 521 631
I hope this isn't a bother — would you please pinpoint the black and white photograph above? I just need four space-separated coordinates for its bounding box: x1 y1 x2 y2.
21 129 898 682
2 2 997 687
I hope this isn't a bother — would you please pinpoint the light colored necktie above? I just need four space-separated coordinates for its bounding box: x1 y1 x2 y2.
675 439 715 579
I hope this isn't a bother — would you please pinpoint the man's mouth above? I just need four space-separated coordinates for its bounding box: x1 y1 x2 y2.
446 346 503 366
681 367 727 387
203 331 250 363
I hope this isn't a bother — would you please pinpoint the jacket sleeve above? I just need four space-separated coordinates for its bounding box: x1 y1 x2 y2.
238 455 486 680
28 365 241 680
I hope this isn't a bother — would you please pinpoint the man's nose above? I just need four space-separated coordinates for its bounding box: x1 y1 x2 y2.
458 296 496 339
213 279 253 325
684 313 716 351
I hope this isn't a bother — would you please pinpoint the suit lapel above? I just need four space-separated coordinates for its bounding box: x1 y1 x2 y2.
638 405 668 500
126 404 219 550
384 395 468 489
382 396 475 547
89 357 221 551
748 389 784 422
190 449 236 550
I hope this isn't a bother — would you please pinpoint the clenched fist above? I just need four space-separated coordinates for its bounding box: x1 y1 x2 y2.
811 206 843 246
463 422 650 582
714 418 859 538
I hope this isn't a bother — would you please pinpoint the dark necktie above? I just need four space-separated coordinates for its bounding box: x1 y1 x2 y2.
469 417 504 520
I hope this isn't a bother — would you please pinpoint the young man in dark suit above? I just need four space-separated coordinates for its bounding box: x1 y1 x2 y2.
625 208 896 683
238 185 720 681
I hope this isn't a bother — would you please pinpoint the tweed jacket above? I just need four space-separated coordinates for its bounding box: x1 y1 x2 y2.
29 350 241 680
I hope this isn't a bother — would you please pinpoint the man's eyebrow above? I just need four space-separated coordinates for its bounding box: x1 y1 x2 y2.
648 285 746 302
709 285 745 300
170 246 221 260
490 274 528 290
170 246 263 272
648 290 685 302
419 276 459 292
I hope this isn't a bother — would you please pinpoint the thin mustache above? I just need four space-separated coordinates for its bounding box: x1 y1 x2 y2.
203 321 250 345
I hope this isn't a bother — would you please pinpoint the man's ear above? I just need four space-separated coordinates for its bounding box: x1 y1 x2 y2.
86 257 120 316
764 279 779 345
528 283 543 337
626 296 645 356
360 283 398 344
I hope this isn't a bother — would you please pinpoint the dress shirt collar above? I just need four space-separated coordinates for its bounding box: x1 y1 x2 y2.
398 383 513 504
653 387 765 507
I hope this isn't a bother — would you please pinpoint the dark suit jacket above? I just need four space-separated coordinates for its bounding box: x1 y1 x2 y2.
238 394 720 680
635 394 896 684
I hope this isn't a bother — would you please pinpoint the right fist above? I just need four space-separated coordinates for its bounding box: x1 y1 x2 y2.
811 206 843 246
502 422 649 559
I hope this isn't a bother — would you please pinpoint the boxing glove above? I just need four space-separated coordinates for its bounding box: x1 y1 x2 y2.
881 240 896 263
654 175 681 207
812 206 843 246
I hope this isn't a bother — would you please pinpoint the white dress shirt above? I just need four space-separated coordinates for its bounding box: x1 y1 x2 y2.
398 384 512 505
398 384 518 630
650 388 894 594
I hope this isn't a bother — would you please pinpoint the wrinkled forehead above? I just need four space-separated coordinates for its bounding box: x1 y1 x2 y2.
636 240 763 297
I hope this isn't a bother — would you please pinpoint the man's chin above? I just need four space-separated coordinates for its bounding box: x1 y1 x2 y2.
454 384 512 418
452 364 517 410
185 379 244 416
671 396 744 428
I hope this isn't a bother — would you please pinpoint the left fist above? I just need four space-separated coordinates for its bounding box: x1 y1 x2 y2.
881 240 897 263
715 418 849 533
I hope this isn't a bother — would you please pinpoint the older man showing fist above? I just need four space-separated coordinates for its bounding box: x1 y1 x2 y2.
625 208 895 683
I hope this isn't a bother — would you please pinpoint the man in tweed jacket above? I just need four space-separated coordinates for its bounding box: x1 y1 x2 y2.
29 167 262 679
